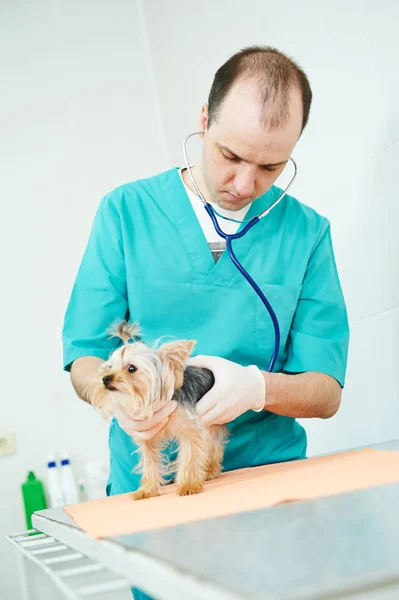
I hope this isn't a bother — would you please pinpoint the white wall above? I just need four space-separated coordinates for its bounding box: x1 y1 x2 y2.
1 0 398 597
141 0 399 455
0 1 167 597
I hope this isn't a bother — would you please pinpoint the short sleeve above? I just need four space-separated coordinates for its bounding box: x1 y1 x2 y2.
62 195 128 371
283 219 349 386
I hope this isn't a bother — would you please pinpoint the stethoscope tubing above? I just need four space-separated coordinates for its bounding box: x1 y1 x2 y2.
183 131 297 372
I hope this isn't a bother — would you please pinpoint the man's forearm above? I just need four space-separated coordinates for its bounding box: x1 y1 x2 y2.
262 371 342 419
70 356 104 403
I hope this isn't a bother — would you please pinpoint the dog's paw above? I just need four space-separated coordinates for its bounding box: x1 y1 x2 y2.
177 482 204 496
133 487 160 500
205 470 220 481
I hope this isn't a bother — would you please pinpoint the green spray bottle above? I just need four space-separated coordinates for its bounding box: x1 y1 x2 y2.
21 471 47 529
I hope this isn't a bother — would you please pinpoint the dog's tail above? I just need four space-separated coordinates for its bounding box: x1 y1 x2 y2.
107 320 141 343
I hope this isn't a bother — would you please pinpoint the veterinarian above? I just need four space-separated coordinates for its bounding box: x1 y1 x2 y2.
63 43 349 547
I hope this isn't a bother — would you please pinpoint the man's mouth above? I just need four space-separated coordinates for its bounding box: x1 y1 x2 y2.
225 192 251 203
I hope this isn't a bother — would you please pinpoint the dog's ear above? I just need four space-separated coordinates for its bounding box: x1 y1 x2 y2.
158 340 196 389
107 320 141 343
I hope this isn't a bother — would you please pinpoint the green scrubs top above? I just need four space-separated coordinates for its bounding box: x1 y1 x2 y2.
63 165 349 491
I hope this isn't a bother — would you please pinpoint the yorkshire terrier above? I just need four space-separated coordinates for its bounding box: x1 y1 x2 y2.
88 321 226 498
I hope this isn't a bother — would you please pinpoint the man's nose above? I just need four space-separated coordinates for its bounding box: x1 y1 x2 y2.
102 375 113 387
234 165 256 198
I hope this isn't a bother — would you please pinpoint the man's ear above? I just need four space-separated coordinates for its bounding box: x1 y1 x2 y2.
199 103 209 136
158 340 197 389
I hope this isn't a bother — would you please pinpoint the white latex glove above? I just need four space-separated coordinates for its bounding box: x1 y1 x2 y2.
113 400 177 442
189 355 266 427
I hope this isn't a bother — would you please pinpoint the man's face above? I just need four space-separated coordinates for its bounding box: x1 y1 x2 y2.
199 79 303 211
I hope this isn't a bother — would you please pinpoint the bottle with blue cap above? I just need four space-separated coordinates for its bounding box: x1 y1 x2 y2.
60 452 79 505
46 455 64 508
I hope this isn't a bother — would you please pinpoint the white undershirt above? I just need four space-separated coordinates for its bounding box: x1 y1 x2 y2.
178 168 250 243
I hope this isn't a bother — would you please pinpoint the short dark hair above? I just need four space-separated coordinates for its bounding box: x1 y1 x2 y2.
207 46 312 133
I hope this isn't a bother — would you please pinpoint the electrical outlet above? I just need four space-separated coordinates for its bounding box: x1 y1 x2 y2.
0 431 17 457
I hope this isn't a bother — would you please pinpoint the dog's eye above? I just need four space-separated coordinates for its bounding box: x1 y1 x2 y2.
126 364 137 374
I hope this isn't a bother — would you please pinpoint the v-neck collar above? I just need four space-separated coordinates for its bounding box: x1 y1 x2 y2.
160 168 279 285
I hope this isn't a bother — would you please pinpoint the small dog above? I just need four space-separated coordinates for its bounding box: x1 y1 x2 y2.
88 321 226 498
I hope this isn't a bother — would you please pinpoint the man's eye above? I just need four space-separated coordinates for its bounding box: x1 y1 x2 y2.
261 165 278 173
222 152 238 162
127 364 137 373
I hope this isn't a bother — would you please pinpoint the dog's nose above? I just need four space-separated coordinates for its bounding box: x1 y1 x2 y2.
102 375 113 387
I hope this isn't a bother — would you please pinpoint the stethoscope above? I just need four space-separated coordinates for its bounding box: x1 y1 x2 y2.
183 130 298 372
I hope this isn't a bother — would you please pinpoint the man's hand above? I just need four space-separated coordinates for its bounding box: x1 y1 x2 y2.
189 356 342 425
113 400 178 442
189 355 265 427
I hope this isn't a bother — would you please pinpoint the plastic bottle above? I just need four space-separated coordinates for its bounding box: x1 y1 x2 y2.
46 455 64 507
85 459 108 500
59 453 79 505
21 471 47 529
